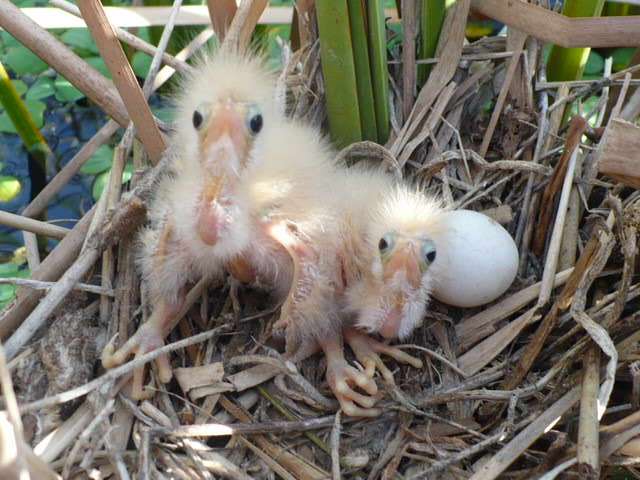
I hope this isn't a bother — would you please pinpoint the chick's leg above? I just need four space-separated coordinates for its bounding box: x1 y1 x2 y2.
343 327 423 385
102 297 184 398
320 335 381 417
101 222 185 399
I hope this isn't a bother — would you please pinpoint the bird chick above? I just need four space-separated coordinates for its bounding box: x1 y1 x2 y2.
337 166 445 386
231 120 381 417
101 50 278 399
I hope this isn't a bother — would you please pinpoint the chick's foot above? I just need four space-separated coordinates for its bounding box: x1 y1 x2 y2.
343 327 423 385
101 301 181 399
320 337 381 417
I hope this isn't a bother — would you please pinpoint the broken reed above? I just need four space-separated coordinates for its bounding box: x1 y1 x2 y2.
316 0 389 148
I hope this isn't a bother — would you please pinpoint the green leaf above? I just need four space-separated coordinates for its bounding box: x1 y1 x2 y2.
12 80 27 97
24 100 46 128
54 77 84 102
584 51 604 76
0 284 15 304
0 175 21 202
25 76 55 101
5 47 48 75
81 144 113 175
86 56 111 78
0 32 20 50
612 48 636 72
92 170 110 201
60 29 99 56
0 262 19 276
0 162 4 171
92 164 134 201
132 51 152 78
0 113 17 133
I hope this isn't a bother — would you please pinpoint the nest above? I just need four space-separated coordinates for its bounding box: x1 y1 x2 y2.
1 1 640 479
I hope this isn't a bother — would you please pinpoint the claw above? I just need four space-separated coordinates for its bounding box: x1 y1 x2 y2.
101 299 182 400
344 327 423 385
321 336 381 417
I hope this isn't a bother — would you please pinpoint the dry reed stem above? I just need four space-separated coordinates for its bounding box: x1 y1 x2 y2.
51 0 192 75
0 0 130 126
78 0 166 163
478 31 526 158
0 211 69 240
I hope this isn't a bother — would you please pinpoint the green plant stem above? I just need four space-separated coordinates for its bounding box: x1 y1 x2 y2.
316 0 362 148
366 0 390 144
418 0 455 86
546 0 606 81
348 0 378 141
0 61 50 206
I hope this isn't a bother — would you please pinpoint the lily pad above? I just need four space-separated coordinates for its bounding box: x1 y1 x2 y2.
0 176 21 202
86 56 111 78
0 262 18 276
60 29 99 56
132 51 153 78
54 77 84 102
5 46 48 75
25 100 46 128
26 76 55 101
81 144 113 175
0 284 15 304
92 162 134 201
13 80 28 97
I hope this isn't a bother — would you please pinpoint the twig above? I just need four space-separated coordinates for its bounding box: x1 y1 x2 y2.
402 344 468 377
577 347 600 477
331 411 342 480
154 415 335 437
78 0 166 163
0 0 130 126
478 32 526 158
468 387 581 480
0 210 70 239
0 278 112 296
51 0 192 74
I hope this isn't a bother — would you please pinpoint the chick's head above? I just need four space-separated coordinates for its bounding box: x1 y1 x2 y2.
362 186 445 340
173 51 277 181
171 50 277 246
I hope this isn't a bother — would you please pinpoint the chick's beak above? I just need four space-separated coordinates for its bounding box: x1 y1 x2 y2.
382 242 422 290
200 102 250 176
196 102 250 246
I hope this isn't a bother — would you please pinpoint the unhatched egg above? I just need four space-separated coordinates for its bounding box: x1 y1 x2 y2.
430 209 518 308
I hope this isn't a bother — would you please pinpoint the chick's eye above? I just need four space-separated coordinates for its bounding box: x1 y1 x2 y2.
378 233 394 253
249 113 263 134
192 110 203 129
422 240 437 264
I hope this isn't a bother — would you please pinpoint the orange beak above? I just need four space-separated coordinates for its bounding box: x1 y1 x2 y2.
196 102 251 245
382 242 422 290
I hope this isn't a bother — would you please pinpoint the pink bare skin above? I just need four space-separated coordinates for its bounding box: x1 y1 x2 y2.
102 292 185 399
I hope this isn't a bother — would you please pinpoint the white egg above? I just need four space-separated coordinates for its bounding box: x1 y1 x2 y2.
430 209 518 308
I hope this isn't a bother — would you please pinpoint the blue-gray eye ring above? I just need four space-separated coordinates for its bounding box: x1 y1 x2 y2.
422 240 436 264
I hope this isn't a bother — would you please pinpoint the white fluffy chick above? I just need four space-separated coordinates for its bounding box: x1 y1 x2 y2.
101 50 278 399
230 119 381 417
337 165 446 386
